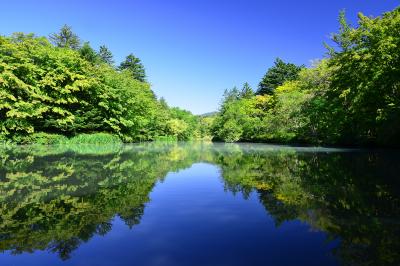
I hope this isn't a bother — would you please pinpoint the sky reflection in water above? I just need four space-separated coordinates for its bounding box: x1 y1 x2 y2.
0 143 398 266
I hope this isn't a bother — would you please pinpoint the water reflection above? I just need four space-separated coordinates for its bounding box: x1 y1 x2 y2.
0 142 399 265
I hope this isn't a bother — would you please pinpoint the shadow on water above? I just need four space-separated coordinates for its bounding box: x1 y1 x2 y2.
0 142 399 265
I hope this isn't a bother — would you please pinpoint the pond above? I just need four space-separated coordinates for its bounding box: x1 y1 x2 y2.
0 142 399 266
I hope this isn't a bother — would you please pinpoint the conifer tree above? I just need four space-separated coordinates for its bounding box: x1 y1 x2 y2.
119 54 146 82
49 24 80 49
99 45 114 65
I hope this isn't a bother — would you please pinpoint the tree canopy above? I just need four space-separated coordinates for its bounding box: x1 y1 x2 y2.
118 54 147 82
79 42 98 64
212 7 400 147
49 24 81 50
1 6 399 147
98 45 114 65
257 58 304 95
0 26 206 143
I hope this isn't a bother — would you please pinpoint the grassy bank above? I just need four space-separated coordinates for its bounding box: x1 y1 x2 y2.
10 132 123 145
0 132 213 146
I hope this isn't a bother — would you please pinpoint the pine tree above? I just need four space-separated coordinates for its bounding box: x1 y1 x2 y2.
240 82 254 99
257 58 303 95
119 54 146 82
79 42 98 64
98 45 114 65
49 24 80 49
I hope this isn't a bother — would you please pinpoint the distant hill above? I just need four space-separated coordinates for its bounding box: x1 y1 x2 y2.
199 112 218 117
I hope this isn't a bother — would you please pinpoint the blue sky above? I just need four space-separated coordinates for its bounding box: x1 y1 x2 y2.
1 0 398 114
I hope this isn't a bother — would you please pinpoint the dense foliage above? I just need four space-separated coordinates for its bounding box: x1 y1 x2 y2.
0 27 206 143
212 7 400 146
1 7 398 147
118 54 147 82
257 58 304 95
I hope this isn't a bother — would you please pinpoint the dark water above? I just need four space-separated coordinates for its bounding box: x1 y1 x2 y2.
0 142 399 266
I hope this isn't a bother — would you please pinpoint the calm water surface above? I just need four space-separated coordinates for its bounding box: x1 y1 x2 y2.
0 142 399 266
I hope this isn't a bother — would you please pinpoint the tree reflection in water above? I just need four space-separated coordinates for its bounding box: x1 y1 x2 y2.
0 143 399 265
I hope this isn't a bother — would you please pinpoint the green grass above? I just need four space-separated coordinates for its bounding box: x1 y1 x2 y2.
68 133 122 145
1 133 123 156
13 133 68 145
31 133 69 145
1 142 124 156
14 132 122 145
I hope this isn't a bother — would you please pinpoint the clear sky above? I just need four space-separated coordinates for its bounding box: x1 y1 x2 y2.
1 0 398 114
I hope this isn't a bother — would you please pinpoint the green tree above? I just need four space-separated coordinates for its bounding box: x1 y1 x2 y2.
262 80 310 142
166 118 188 138
97 66 160 141
325 8 400 145
0 34 101 138
98 45 114 65
168 107 200 140
257 58 304 95
79 42 98 64
240 82 254 99
119 54 146 82
212 85 273 142
222 87 240 104
0 33 171 142
49 24 80 50
217 119 243 142
159 97 169 109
